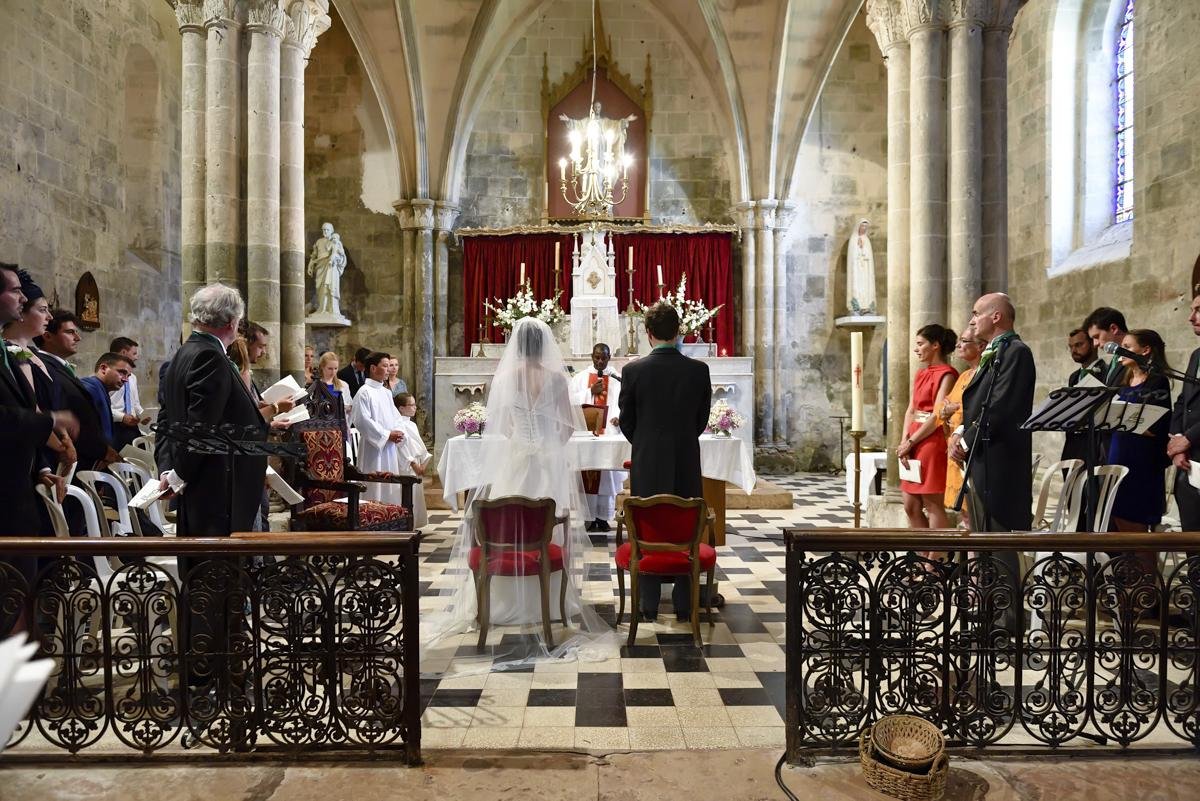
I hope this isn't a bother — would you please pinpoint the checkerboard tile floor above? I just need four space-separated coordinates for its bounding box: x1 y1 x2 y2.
416 471 850 750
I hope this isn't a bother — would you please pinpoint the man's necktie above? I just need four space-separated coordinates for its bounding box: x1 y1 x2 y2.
66 361 76 376
123 382 131 414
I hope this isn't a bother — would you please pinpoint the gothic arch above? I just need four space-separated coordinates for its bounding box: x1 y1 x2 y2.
121 43 163 269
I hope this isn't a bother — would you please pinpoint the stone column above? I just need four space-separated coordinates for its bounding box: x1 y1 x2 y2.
735 201 756 359
245 0 284 368
394 202 417 383
906 6 947 338
868 0 912 492
754 200 778 445
772 203 795 446
947 2 984 324
411 200 436 423
203 0 242 285
981 2 1020 294
433 202 460 358
176 2 207 317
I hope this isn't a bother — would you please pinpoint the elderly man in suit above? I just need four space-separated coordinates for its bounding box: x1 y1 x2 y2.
0 263 78 604
1167 290 1200 531
618 302 711 622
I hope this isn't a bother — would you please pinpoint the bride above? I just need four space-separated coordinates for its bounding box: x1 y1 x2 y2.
423 317 615 671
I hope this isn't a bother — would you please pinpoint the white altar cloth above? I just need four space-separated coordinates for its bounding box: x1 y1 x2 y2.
438 432 756 510
844 451 888 503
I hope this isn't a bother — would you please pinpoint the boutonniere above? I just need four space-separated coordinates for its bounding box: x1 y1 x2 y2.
5 344 32 363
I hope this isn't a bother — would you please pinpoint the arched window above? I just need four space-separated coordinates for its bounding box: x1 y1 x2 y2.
1114 0 1134 223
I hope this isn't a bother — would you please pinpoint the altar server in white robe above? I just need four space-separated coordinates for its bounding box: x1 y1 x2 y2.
569 342 627 531
394 391 431 527
349 351 407 504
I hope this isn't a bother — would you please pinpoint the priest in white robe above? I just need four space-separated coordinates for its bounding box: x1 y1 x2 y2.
394 392 431 528
349 352 407 505
569 342 627 531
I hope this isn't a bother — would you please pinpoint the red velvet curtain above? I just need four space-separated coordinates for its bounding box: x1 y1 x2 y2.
462 231 735 355
462 234 575 353
611 232 734 355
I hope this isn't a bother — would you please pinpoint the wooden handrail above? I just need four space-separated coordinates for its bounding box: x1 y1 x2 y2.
0 533 419 557
785 527 1200 551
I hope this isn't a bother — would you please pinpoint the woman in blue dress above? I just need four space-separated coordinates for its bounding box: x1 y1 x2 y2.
1107 329 1172 532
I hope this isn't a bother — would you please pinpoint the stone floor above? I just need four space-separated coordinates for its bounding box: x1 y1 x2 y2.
4 750 1200 800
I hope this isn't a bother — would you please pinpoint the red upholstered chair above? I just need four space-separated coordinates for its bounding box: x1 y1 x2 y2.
285 385 419 532
614 495 716 646
469 497 568 648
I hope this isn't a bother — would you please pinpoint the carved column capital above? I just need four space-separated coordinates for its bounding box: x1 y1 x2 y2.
284 0 331 55
246 0 286 36
756 199 779 232
773 201 797 234
946 0 989 27
734 201 757 229
433 202 460 233
901 0 945 33
175 1 207 32
203 0 240 27
866 0 908 52
410 199 435 230
982 0 1023 32
393 201 415 230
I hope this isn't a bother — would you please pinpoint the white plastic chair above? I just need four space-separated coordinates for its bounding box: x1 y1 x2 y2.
36 484 114 585
76 470 139 537
1030 452 1044 482
108 462 174 536
1031 459 1085 531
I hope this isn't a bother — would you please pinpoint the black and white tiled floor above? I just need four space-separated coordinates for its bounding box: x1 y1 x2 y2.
416 472 850 750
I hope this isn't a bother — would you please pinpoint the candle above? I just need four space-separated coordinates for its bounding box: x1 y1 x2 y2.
519 262 525 286
628 245 633 270
850 331 864 432
656 264 663 285
554 242 560 272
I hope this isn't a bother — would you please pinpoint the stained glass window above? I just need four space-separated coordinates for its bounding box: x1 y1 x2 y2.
1115 0 1134 223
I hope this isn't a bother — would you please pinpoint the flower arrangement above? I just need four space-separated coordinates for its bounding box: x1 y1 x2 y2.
637 275 723 336
5 344 32 363
454 402 488 436
483 283 566 332
706 399 745 436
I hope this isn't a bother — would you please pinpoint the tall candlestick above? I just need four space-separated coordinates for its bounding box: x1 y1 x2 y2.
850 331 864 432
553 242 561 293
519 262 526 287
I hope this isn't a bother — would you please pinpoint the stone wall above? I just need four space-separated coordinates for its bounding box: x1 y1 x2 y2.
780 13 889 469
0 0 182 402
1007 0 1200 458
303 9 407 371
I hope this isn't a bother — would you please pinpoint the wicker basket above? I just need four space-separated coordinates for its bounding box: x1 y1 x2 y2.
859 728 949 801
870 714 946 770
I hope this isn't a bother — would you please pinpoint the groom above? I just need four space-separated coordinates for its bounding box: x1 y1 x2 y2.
618 302 711 621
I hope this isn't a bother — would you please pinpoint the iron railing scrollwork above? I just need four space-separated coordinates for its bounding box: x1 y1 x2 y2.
0 535 420 762
786 529 1200 759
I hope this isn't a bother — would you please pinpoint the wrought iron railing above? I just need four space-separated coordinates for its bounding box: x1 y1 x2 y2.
785 529 1200 759
0 534 421 762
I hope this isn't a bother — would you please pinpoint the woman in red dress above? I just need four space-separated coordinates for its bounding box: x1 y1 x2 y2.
898 324 959 529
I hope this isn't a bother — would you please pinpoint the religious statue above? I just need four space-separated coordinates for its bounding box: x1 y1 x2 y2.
846 219 876 316
306 222 351 326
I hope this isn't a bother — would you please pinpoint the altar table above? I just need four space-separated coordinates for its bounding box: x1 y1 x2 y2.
437 433 756 546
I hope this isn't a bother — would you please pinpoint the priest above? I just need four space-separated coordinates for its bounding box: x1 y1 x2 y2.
569 342 626 531
349 351 406 505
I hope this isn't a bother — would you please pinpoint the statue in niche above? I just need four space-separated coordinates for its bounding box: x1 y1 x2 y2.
306 222 350 326
845 218 876 316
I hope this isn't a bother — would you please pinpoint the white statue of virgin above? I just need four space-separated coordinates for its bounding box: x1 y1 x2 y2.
846 219 876 316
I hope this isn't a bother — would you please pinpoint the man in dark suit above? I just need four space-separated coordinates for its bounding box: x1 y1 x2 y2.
80 353 132 447
36 311 113 469
952 293 1035 632
618 302 711 621
1061 327 1107 463
1167 290 1200 530
337 347 370 398
156 284 268 538
0 263 78 595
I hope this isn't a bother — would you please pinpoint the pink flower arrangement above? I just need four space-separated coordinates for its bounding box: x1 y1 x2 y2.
454 402 487 435
706 400 745 435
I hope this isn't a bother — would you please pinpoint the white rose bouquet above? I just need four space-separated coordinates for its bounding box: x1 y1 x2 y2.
483 285 566 332
636 275 722 336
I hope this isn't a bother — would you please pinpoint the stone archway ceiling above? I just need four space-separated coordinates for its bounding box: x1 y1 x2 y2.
331 0 861 206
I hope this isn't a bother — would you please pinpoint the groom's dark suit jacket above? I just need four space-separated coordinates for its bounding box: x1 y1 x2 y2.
0 354 53 537
156 332 268 537
36 351 109 468
619 346 711 499
962 334 1036 531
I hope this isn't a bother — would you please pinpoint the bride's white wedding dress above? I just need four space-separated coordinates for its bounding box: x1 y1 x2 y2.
422 318 615 673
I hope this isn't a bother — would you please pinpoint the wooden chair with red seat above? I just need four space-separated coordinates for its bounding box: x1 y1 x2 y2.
614 495 716 646
285 382 419 532
469 497 569 648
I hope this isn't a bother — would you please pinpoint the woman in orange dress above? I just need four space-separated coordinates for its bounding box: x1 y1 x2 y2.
898 324 959 529
937 328 985 527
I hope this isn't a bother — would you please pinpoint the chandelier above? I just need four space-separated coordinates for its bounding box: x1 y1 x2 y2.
557 0 632 219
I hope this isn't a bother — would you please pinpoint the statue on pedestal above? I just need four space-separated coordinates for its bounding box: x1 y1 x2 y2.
306 222 351 326
846 219 876 316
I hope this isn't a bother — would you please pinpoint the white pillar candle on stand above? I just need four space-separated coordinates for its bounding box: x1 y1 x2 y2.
519 262 526 286
850 331 864 431
656 264 663 285
554 242 560 271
